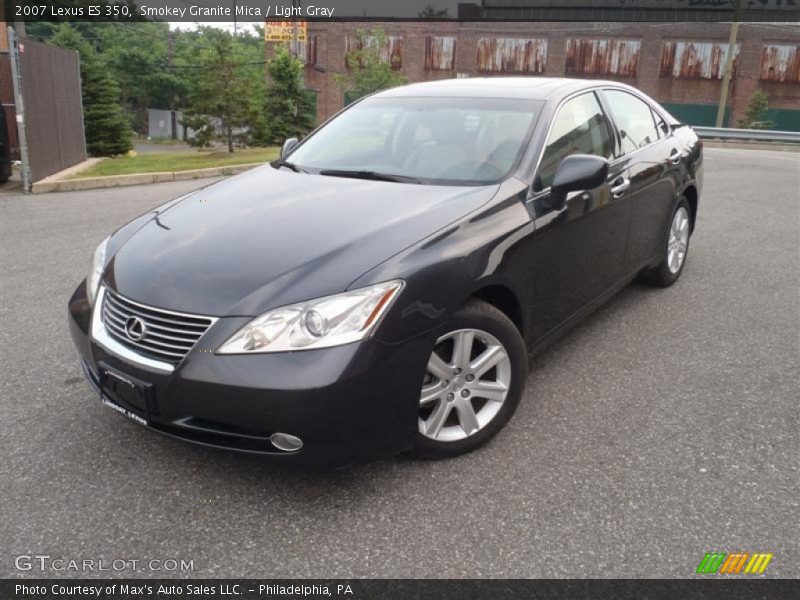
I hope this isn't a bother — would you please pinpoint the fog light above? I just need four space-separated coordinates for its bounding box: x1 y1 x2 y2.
270 432 303 452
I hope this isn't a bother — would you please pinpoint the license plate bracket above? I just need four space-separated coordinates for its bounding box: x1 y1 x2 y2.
98 362 153 425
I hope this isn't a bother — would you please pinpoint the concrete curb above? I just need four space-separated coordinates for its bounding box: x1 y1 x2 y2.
31 162 265 194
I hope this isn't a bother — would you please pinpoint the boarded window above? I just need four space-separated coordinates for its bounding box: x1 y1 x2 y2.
565 39 640 78
289 35 318 66
425 36 456 71
476 38 547 73
660 42 740 80
344 35 403 69
759 45 800 83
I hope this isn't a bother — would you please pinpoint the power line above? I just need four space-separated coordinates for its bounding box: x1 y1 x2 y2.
27 33 103 41
113 22 211 50
160 59 268 69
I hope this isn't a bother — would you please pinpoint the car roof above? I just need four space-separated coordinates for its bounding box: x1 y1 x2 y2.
372 77 631 101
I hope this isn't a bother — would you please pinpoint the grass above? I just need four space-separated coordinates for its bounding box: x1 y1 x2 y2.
70 147 280 179
133 137 188 146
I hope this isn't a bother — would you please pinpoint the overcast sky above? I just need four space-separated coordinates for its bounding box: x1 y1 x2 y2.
168 0 462 30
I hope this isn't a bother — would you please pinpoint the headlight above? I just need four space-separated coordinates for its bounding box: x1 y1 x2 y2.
217 280 404 354
86 236 110 306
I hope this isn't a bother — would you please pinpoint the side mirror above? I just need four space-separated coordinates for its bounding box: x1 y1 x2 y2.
551 154 609 196
281 137 299 157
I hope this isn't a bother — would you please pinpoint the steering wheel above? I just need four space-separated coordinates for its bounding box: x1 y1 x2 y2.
435 159 505 180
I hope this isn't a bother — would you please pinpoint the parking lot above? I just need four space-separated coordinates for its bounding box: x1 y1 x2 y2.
1 147 798 578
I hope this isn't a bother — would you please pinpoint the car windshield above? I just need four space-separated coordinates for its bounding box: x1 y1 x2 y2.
286 96 544 185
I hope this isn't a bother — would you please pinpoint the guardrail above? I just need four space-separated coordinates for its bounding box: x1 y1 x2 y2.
693 126 800 143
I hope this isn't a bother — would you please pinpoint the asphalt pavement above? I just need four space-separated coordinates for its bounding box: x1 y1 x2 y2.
1 148 798 578
133 142 195 154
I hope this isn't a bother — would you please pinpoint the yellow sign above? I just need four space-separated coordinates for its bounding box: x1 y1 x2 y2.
265 21 307 42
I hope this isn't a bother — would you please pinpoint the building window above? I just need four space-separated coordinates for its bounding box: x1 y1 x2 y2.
565 39 640 78
477 38 547 73
344 34 404 69
660 41 740 80
759 44 800 83
289 35 318 66
425 36 456 71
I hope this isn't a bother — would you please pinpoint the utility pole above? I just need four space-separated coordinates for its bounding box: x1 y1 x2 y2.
715 0 743 128
8 27 31 192
291 0 301 57
168 30 177 140
294 0 306 93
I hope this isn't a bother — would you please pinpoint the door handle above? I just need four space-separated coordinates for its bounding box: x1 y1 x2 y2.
669 148 681 164
610 178 630 198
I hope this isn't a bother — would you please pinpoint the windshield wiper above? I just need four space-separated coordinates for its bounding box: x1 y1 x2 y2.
318 169 422 184
272 158 305 173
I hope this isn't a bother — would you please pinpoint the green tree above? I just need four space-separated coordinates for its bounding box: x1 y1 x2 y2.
35 22 272 147
737 89 775 130
182 30 261 152
261 45 316 145
49 24 132 156
28 21 179 135
334 28 408 104
418 4 449 18
99 24 182 135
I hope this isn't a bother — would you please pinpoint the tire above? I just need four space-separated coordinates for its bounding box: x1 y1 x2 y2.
642 196 692 287
411 299 527 459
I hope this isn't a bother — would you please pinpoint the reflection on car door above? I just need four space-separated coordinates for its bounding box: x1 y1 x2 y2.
528 91 630 341
600 89 680 274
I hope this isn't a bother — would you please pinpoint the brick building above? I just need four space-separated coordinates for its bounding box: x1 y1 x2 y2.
268 20 800 130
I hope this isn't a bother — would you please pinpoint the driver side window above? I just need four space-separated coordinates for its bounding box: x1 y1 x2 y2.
535 92 613 191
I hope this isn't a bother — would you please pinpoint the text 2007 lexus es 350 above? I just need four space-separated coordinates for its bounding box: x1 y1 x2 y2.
69 78 702 466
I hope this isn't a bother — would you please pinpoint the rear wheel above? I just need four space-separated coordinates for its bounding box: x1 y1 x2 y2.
411 300 527 459
643 197 691 287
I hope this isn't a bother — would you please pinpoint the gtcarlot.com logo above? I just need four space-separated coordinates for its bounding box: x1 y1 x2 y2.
15 554 194 572
696 552 773 575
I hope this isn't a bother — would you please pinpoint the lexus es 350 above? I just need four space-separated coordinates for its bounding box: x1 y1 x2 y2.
68 78 702 466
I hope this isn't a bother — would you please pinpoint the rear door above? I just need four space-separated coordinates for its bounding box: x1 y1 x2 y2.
600 89 680 273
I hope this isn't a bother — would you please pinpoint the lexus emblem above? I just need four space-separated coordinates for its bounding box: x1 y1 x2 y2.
124 316 147 341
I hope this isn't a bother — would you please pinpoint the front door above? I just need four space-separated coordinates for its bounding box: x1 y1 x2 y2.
527 91 630 342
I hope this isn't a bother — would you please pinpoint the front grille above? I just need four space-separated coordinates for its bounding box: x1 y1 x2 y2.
102 289 215 364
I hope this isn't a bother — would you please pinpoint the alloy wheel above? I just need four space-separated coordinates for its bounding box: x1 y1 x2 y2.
667 206 690 274
419 328 512 442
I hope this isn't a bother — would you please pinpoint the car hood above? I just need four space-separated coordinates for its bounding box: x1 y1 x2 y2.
106 166 499 316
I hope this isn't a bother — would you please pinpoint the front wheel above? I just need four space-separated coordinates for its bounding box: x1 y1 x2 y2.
643 197 692 287
411 300 527 459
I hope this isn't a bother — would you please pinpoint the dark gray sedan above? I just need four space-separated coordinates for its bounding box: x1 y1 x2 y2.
69 77 702 466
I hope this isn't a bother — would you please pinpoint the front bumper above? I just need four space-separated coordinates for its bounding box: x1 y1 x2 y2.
68 282 432 467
